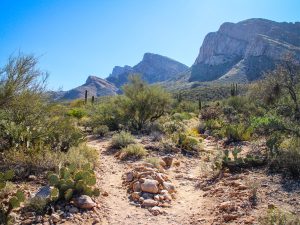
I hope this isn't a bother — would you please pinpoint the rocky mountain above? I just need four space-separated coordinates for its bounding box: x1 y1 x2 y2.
190 18 300 82
107 53 189 87
58 76 118 100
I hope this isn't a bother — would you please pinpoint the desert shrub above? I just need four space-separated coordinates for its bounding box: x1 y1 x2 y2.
88 95 130 131
269 138 300 178
145 157 161 169
111 131 135 149
200 105 221 120
172 100 199 114
177 133 199 152
3 148 65 172
204 119 223 130
223 123 253 142
67 108 87 120
28 197 48 214
161 120 185 135
93 125 109 137
122 75 172 130
260 208 300 225
0 54 83 152
119 144 147 160
64 144 99 168
172 112 194 121
159 138 180 153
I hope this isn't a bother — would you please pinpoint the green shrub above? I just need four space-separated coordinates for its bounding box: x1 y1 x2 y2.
260 208 300 225
65 144 99 168
119 144 147 160
223 123 253 142
111 131 135 149
204 119 223 130
3 148 65 171
67 108 87 119
145 157 161 169
172 112 193 121
28 197 48 214
200 105 221 120
177 133 199 152
93 125 109 137
270 138 300 178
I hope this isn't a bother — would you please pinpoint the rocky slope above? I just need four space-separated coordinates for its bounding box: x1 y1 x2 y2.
107 53 189 87
58 76 118 100
190 18 300 82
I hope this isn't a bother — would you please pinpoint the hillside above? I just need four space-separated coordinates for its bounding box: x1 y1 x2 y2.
58 76 118 100
107 53 189 87
190 18 300 82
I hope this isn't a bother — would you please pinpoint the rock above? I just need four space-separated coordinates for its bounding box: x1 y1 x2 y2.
28 175 37 181
154 195 160 201
162 182 175 193
68 206 79 214
149 206 162 216
219 201 236 212
126 172 134 182
139 197 144 203
141 192 154 200
102 191 109 197
131 192 141 201
155 173 165 183
162 156 173 167
50 213 60 223
74 195 96 209
35 186 51 199
133 181 141 192
141 179 159 194
142 199 158 207
223 213 238 222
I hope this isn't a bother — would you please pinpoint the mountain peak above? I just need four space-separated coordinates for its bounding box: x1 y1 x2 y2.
190 18 300 82
107 52 188 87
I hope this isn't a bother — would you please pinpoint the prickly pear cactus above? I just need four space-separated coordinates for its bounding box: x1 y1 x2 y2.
0 170 25 225
47 163 100 203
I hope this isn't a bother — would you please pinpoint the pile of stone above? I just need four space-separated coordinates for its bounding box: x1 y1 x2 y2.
123 160 176 215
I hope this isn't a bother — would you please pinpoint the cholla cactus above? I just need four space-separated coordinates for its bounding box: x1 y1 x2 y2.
47 163 100 202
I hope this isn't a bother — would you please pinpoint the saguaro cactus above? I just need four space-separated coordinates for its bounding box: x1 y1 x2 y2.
85 90 88 104
91 96 95 104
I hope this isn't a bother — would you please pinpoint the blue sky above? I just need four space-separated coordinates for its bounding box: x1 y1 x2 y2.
1 0 300 90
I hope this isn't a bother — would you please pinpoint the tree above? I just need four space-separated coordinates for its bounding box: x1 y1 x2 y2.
122 75 172 130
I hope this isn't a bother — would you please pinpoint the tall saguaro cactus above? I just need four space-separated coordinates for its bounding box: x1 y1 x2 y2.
84 90 88 104
91 96 95 105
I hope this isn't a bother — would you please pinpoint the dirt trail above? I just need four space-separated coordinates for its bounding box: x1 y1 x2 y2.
87 137 217 225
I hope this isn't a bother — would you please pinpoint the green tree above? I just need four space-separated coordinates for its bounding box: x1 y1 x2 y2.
122 75 172 130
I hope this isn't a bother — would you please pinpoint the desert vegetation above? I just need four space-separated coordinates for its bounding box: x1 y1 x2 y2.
1 53 300 224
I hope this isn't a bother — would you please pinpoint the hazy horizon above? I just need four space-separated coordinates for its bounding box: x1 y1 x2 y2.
1 0 300 90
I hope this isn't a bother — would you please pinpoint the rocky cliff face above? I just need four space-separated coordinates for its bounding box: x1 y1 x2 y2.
59 76 118 100
190 18 300 82
107 53 188 87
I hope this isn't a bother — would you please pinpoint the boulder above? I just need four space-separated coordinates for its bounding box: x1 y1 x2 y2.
141 179 159 194
34 186 51 199
74 195 96 209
